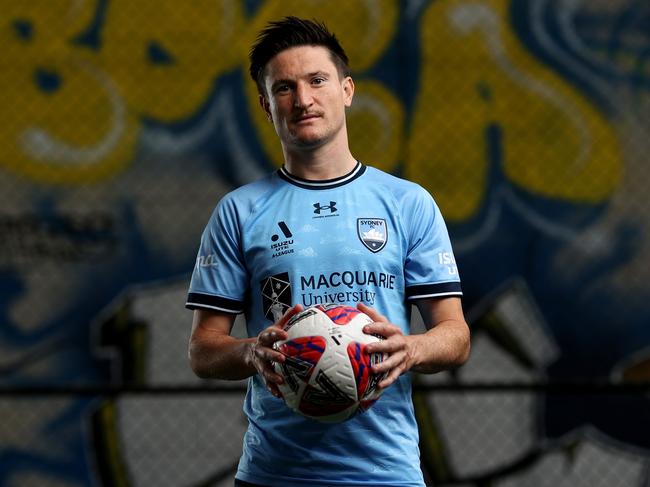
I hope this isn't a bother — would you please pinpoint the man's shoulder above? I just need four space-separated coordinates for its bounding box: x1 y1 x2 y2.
363 165 430 201
218 171 280 209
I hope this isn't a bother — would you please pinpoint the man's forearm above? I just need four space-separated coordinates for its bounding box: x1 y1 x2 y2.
407 319 470 374
189 335 258 380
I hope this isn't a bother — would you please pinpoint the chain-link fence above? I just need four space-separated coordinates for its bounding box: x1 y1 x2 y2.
1 0 650 486
1 385 648 486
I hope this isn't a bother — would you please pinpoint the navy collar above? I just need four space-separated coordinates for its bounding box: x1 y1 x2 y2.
278 162 366 190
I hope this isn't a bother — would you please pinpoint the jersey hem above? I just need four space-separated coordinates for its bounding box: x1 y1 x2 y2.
236 472 424 487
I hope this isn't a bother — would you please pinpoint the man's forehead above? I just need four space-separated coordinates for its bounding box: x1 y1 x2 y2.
265 45 338 78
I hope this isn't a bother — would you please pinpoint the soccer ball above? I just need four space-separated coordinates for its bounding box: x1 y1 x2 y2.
272 304 387 423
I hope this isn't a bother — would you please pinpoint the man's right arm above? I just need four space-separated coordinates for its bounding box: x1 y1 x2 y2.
188 306 303 394
188 309 256 380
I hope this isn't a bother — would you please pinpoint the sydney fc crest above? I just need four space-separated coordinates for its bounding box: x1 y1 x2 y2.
357 218 388 253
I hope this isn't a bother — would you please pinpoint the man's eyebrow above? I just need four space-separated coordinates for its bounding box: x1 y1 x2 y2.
271 78 293 90
308 71 330 78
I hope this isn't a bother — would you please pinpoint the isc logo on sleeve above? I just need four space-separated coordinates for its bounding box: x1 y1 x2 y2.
438 252 458 275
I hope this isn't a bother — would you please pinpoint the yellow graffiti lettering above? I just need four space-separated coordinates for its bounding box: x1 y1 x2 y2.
100 0 244 122
1 3 140 184
0 52 140 184
2 1 98 60
407 0 622 221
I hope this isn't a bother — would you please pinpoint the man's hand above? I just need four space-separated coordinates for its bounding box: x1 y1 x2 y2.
249 304 303 397
358 302 415 390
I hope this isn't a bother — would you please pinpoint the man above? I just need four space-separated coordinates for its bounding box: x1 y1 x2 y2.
186 16 470 487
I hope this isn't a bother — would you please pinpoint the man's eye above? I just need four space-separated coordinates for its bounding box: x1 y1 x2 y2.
312 78 325 85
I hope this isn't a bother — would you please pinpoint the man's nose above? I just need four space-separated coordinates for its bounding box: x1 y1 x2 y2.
293 83 313 108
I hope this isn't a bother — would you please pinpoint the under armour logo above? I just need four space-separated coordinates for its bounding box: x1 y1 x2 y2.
313 201 337 214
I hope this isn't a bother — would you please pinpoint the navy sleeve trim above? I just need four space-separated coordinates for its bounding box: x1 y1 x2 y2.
406 282 463 300
185 292 244 314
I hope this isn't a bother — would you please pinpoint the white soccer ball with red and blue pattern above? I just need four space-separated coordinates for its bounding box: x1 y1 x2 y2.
272 304 387 423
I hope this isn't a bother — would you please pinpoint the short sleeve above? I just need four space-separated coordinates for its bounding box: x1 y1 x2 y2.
186 197 248 313
403 187 462 300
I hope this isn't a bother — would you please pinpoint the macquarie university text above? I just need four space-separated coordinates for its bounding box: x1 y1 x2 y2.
299 270 396 306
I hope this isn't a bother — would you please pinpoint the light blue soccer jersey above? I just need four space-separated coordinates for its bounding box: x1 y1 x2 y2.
187 162 462 487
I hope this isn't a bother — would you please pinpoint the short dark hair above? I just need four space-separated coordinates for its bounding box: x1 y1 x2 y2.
249 16 350 95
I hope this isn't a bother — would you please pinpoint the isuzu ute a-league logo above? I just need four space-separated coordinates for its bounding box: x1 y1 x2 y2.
270 221 294 259
357 218 387 253
260 272 292 322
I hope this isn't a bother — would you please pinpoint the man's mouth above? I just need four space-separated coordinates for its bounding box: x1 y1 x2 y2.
294 113 321 122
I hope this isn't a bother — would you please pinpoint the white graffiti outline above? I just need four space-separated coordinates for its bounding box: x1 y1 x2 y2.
556 0 628 80
532 0 614 103
141 85 266 184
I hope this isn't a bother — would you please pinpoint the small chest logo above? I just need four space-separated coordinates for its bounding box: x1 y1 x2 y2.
313 201 339 219
357 218 388 253
313 201 337 214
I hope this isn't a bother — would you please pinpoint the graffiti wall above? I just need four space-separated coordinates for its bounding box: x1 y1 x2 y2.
1 0 649 485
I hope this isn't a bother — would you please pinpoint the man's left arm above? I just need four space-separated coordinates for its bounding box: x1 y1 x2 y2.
360 298 470 389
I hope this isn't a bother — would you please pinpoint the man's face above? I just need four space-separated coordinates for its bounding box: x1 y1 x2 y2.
260 45 354 151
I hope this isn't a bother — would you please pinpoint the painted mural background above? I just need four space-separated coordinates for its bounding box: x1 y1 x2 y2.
1 0 649 485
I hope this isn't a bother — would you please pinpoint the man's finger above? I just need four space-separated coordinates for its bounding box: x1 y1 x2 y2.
378 370 400 389
363 322 402 338
357 302 387 322
263 368 285 385
255 344 286 362
258 327 288 346
372 350 405 372
276 303 304 328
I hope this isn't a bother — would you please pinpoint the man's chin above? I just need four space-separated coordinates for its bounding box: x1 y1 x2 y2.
290 134 327 150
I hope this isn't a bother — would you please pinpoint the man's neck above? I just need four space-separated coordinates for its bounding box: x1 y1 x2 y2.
282 143 357 180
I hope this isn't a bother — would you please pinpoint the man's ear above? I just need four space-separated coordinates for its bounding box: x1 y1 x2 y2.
259 94 273 122
343 76 355 107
